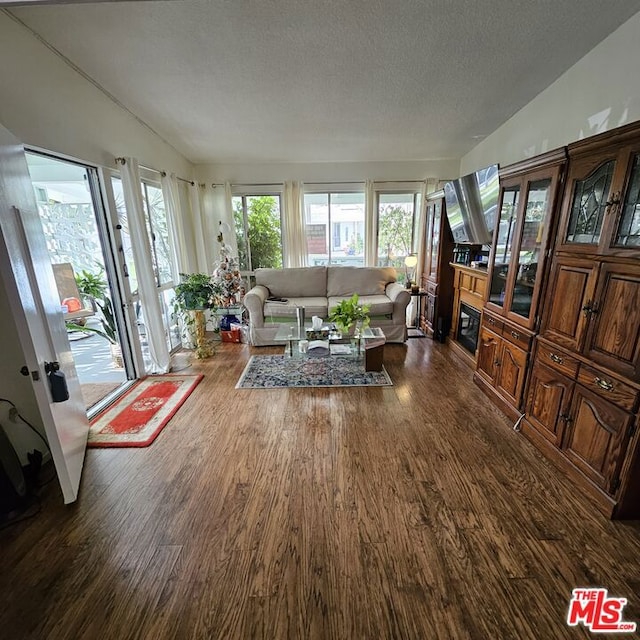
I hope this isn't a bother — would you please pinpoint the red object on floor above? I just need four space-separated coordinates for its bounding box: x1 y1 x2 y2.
221 328 241 342
88 374 203 447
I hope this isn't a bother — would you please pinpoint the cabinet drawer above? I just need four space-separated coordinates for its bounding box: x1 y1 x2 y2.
482 314 503 334
536 343 580 379
502 325 532 351
425 281 437 296
577 365 639 413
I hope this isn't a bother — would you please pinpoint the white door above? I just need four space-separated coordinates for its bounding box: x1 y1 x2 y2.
0 126 89 503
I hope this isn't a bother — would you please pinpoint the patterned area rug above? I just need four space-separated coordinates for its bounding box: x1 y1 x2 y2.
236 355 392 389
88 374 203 447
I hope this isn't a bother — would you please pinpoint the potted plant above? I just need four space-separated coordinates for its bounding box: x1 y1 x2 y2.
66 295 123 367
173 273 222 359
328 293 371 336
75 268 108 312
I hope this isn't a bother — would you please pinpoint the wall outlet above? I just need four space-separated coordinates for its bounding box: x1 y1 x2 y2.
8 407 18 422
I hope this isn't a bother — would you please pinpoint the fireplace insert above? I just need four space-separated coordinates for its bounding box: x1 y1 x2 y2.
456 302 481 354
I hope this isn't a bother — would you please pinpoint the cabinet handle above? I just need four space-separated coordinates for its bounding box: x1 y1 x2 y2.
510 331 521 340
487 317 495 325
559 413 573 424
582 300 599 317
594 377 614 392
549 353 563 364
494 359 501 367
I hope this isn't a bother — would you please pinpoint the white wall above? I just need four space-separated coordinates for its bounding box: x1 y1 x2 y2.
460 10 640 174
0 12 192 176
195 159 459 185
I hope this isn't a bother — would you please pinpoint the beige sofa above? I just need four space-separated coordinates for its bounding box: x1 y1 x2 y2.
243 266 410 346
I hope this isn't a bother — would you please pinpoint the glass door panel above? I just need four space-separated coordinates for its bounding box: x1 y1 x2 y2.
26 153 132 411
565 160 615 245
430 202 441 277
489 187 520 307
508 179 551 320
615 153 640 247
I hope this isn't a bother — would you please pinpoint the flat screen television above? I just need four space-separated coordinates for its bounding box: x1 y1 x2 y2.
444 164 499 245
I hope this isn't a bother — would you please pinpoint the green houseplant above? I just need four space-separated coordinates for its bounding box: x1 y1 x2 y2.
75 269 108 308
173 273 222 359
66 295 123 367
328 293 371 336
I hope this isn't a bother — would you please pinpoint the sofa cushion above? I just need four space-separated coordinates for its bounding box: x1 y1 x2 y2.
327 266 397 297
255 266 326 298
264 296 328 319
328 294 394 317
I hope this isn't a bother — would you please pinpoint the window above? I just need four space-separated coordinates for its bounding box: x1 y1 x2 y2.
111 176 181 353
304 192 365 265
232 194 283 273
376 192 419 281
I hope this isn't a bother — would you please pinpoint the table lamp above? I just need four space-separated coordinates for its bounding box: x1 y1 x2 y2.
404 254 418 289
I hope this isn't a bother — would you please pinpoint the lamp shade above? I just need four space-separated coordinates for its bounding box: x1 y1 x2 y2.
404 254 418 268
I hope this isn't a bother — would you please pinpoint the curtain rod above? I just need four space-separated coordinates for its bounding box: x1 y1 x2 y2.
115 157 194 185
210 179 427 188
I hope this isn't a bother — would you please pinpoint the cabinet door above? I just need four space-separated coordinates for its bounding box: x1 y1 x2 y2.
563 386 634 494
542 256 598 352
424 292 436 333
506 176 556 327
429 201 442 279
526 362 574 446
557 154 617 252
476 327 501 384
610 150 640 253
495 340 528 408
584 261 640 379
487 183 520 311
424 202 435 280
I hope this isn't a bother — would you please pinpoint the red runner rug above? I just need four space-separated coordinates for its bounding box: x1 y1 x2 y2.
88 374 203 448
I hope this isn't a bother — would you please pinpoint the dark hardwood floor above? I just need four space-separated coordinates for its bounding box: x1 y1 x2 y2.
1 338 639 639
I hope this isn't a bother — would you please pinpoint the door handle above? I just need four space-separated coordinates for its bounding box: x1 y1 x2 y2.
45 361 69 402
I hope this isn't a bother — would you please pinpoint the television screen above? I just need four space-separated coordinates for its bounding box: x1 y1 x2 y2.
444 164 499 245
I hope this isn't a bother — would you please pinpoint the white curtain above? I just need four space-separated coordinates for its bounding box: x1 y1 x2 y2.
189 183 209 273
364 179 377 266
161 173 190 276
282 181 307 267
207 182 237 262
118 157 170 374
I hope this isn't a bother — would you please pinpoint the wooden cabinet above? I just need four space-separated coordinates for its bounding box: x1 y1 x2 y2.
522 337 640 517
475 150 565 416
475 312 531 416
555 122 640 258
542 255 598 353
563 385 635 495
449 264 487 366
485 149 565 330
526 362 574 447
421 192 454 340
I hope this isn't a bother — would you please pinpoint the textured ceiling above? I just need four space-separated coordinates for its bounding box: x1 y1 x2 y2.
8 0 640 164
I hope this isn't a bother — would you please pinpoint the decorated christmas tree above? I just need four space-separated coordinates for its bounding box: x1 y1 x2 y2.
211 222 245 307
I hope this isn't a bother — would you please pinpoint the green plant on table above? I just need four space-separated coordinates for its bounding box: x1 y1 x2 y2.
328 293 371 335
173 273 223 358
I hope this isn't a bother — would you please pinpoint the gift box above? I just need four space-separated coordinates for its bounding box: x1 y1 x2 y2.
221 328 241 343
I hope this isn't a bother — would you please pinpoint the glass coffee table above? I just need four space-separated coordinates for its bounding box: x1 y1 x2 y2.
274 323 383 360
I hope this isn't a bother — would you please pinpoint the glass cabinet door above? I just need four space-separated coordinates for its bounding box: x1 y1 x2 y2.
507 179 552 320
430 201 441 277
489 187 520 307
565 160 615 245
614 153 640 248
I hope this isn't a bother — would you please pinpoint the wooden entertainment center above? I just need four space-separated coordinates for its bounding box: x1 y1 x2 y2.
424 121 640 519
